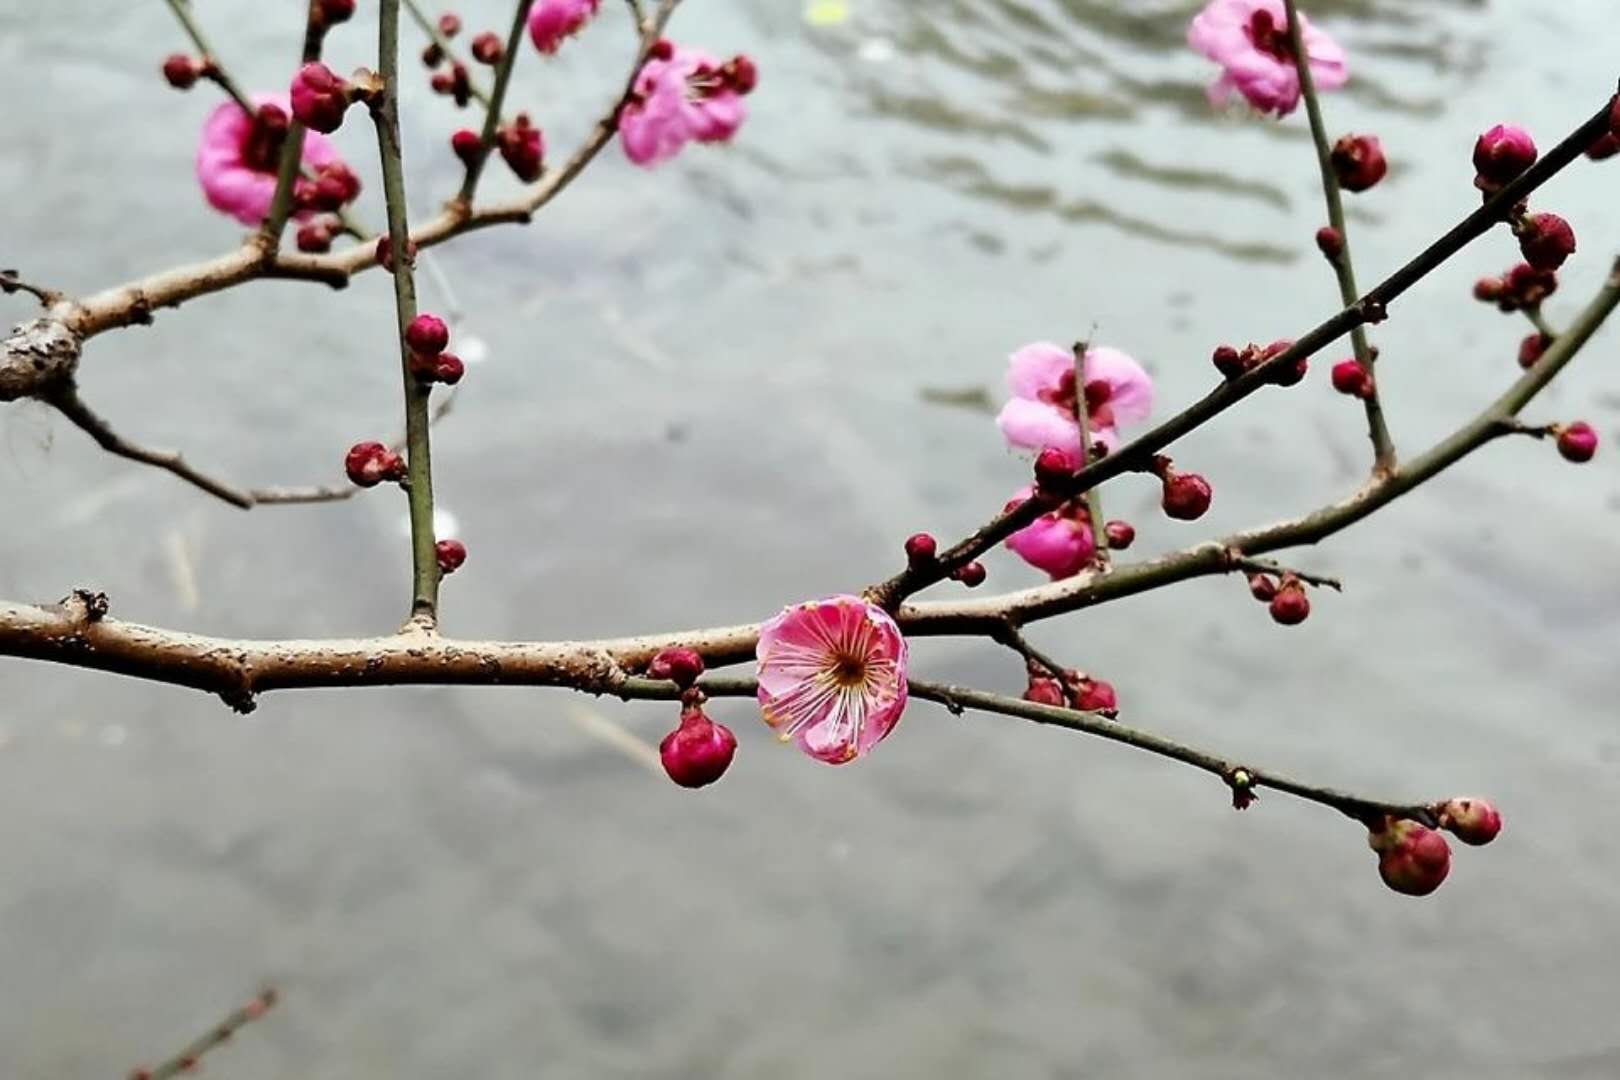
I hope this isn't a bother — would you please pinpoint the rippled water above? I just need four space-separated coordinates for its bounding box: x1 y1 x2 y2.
4 1 1620 1076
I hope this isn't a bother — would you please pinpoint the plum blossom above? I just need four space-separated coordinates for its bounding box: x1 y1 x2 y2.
196 95 343 225
996 342 1153 458
756 595 908 765
620 46 754 167
527 0 601 54
1004 487 1097 580
1187 0 1347 117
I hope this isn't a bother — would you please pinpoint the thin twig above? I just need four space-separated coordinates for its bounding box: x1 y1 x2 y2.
1524 304 1559 341
1070 339 1108 561
0 269 62 307
1229 554 1342 591
130 987 278 1080
989 621 1067 680
1284 0 1396 474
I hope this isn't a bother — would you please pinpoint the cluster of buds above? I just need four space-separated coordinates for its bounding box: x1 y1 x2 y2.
161 53 217 90
1472 123 1537 195
497 114 545 182
903 515 979 587
292 162 363 252
1022 662 1118 714
405 313 465 386
1247 572 1310 625
1150 456 1213 522
1369 797 1500 897
1329 357 1375 399
289 62 378 134
1211 339 1307 387
1473 262 1557 312
1329 133 1387 193
648 648 737 788
423 15 475 107
344 440 407 488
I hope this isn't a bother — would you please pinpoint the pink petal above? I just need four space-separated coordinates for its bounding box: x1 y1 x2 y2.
1083 346 1154 426
1006 512 1095 580
1006 341 1074 401
996 397 1081 457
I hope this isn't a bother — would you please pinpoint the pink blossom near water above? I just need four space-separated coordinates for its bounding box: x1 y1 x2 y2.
1187 0 1347 117
1004 487 1097 580
620 47 749 167
995 342 1153 457
527 0 601 54
195 95 342 225
755 595 909 765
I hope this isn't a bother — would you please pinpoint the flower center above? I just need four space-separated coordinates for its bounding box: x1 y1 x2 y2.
1037 370 1115 428
830 651 868 688
1245 10 1294 63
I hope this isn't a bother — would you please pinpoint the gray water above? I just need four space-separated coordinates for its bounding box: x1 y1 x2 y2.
3 1 1620 1076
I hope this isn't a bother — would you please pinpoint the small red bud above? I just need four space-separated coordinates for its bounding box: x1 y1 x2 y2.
318 0 356 24
430 70 455 94
1587 131 1620 161
659 706 736 788
1369 818 1452 897
1517 332 1551 369
1268 582 1310 625
1315 226 1343 259
289 62 351 134
1518 212 1576 272
422 41 446 67
162 54 201 89
1330 358 1374 398
1103 520 1135 550
470 30 505 64
1022 678 1066 708
296 220 334 253
1211 344 1245 380
1556 420 1598 463
953 561 987 588
344 441 406 487
1330 133 1387 193
648 38 675 61
1473 124 1537 193
433 353 465 385
904 533 936 568
1437 797 1502 846
435 538 467 574
438 12 463 36
724 54 759 94
375 234 417 273
648 647 705 688
497 114 544 182
1160 472 1212 521
1260 339 1306 387
451 128 482 166
1033 446 1079 487
406 313 450 356
1472 276 1504 302
1248 573 1277 602
1066 674 1116 712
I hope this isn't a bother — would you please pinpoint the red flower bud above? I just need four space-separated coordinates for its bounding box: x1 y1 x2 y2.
422 42 446 67
433 354 464 385
344 441 406 487
1330 133 1387 193
1557 420 1598 463
375 234 417 273
1473 124 1537 192
649 38 674 61
1066 673 1116 712
1315 226 1343 259
1438 797 1502 846
648 647 706 689
724 55 758 95
1517 332 1551 370
290 62 351 134
1268 582 1310 625
1330 358 1374 398
1033 446 1079 487
497 114 544 182
904 532 937 568
1022 678 1066 708
1160 472 1212 521
1518 212 1576 272
438 12 463 36
1587 131 1620 161
1369 818 1452 897
953 561 987 588
406 313 450 356
1248 573 1277 602
451 128 482 166
660 706 736 788
1103 520 1135 551
296 219 334 253
303 161 361 211
470 30 505 64
1211 344 1245 381
435 538 467 574
162 54 201 89
1472 276 1503 302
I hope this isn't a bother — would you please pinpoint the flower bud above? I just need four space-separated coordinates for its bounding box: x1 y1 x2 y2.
471 31 505 64
1065 673 1116 712
648 38 674 61
1473 276 1503 303
1315 226 1343 259
1268 581 1310 625
162 54 202 89
290 62 352 134
648 647 705 689
1033 446 1079 488
953 561 987 588
318 0 356 24
1211 344 1245 381
1557 420 1598 463
1022 678 1065 707
435 538 467 574
438 12 462 36
432 354 465 385
1248 573 1277 602
375 234 417 273
1518 212 1576 272
451 128 482 166
406 313 450 356
1437 797 1502 846
1369 817 1452 897
296 219 334 253
422 42 446 67
497 114 544 182
1473 124 1537 192
1330 133 1387 193
1587 131 1620 161
904 532 936 568
1330 358 1374 398
1161 472 1212 521
304 161 361 211
724 55 759 94
1103 520 1135 551
1517 332 1551 370
344 441 406 487
659 706 737 788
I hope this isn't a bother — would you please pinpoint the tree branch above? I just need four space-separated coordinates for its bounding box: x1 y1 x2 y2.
129 987 278 1080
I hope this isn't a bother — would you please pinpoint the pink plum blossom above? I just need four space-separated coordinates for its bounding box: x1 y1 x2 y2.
196 95 342 226
1004 487 1097 580
620 46 752 167
527 0 601 54
996 342 1153 458
1187 0 1347 117
756 595 909 765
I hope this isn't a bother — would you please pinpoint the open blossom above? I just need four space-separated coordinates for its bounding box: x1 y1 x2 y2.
1004 487 1096 580
756 595 908 765
527 0 601 54
196 95 343 225
996 342 1153 458
1188 0 1347 117
620 46 753 167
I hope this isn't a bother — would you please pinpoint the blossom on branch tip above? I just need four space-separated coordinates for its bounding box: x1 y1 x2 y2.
1268 579 1310 624
755 595 909 765
451 128 482 167
196 96 344 226
1005 486 1097 580
903 533 937 568
1187 0 1347 118
997 342 1153 458
620 45 754 167
1159 469 1213 521
527 0 601 55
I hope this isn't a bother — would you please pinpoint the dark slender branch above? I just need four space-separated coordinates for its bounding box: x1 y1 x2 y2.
865 93 1617 610
456 1 539 205
131 987 278 1080
989 621 1067 680
1284 0 1396 473
908 680 1437 826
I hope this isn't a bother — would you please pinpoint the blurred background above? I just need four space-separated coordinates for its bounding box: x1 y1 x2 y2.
3 1 1619 1076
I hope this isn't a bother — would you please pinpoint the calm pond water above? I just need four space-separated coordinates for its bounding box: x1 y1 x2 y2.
3 1 1620 1077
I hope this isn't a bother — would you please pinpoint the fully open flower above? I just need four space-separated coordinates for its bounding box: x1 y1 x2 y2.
527 0 601 54
756 595 908 765
1004 487 1097 580
620 46 752 167
1188 0 1347 117
196 95 343 225
996 342 1152 457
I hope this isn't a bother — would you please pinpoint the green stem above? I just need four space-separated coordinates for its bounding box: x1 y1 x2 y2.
375 0 440 626
1283 0 1396 475
457 0 538 205
1070 341 1107 559
1525 305 1559 341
